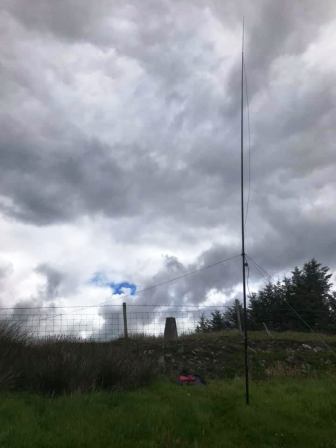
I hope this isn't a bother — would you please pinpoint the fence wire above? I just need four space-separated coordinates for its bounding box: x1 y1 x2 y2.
0 304 231 340
1 302 335 341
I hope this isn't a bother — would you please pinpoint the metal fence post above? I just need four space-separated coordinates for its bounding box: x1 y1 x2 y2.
122 302 128 339
235 299 243 335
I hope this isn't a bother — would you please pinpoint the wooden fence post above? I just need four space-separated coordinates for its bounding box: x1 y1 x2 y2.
235 299 243 335
122 302 128 339
263 322 271 337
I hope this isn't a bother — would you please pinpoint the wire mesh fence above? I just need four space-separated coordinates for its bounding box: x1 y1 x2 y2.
1 302 335 341
0 304 232 340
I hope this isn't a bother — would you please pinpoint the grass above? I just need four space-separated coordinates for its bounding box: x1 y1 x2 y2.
1 320 336 394
248 330 336 343
0 378 335 447
182 329 336 343
0 322 157 394
1 324 336 446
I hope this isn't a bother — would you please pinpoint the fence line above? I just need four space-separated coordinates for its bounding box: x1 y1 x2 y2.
1 302 334 341
0 303 232 340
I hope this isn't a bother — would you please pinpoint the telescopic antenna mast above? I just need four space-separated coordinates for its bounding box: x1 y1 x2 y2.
240 19 250 405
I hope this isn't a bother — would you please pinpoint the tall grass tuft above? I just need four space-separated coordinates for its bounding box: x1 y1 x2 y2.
0 321 158 395
0 321 28 390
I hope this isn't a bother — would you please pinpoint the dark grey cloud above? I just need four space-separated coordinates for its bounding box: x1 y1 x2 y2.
1 0 113 43
222 0 336 106
0 131 140 224
35 263 65 300
2 264 66 333
133 245 241 307
0 0 335 308
6 263 66 310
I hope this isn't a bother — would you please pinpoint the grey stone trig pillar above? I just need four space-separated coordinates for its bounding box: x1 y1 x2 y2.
164 317 178 341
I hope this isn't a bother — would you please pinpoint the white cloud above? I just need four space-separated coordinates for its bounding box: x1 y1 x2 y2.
0 0 335 312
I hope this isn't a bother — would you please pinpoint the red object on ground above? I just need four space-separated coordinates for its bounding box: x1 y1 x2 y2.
178 374 197 385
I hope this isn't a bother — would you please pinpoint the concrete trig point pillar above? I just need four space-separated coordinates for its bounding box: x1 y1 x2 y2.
164 317 178 341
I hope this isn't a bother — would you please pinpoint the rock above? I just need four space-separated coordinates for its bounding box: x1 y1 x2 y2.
313 347 323 352
302 344 312 350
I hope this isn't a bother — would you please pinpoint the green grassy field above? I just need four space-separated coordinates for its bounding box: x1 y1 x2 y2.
1 378 335 448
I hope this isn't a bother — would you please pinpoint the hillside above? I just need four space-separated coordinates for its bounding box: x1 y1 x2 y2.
119 331 336 380
1 327 336 395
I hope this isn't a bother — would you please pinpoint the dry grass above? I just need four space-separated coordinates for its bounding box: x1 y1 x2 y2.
0 321 158 395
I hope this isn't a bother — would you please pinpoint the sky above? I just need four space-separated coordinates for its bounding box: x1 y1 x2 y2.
0 0 336 313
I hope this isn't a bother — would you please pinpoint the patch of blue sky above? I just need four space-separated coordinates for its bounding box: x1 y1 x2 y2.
90 272 137 296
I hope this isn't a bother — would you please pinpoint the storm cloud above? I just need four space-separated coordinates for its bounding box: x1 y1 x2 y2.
0 0 335 310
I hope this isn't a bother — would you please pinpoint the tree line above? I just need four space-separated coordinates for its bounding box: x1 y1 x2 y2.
196 259 336 333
